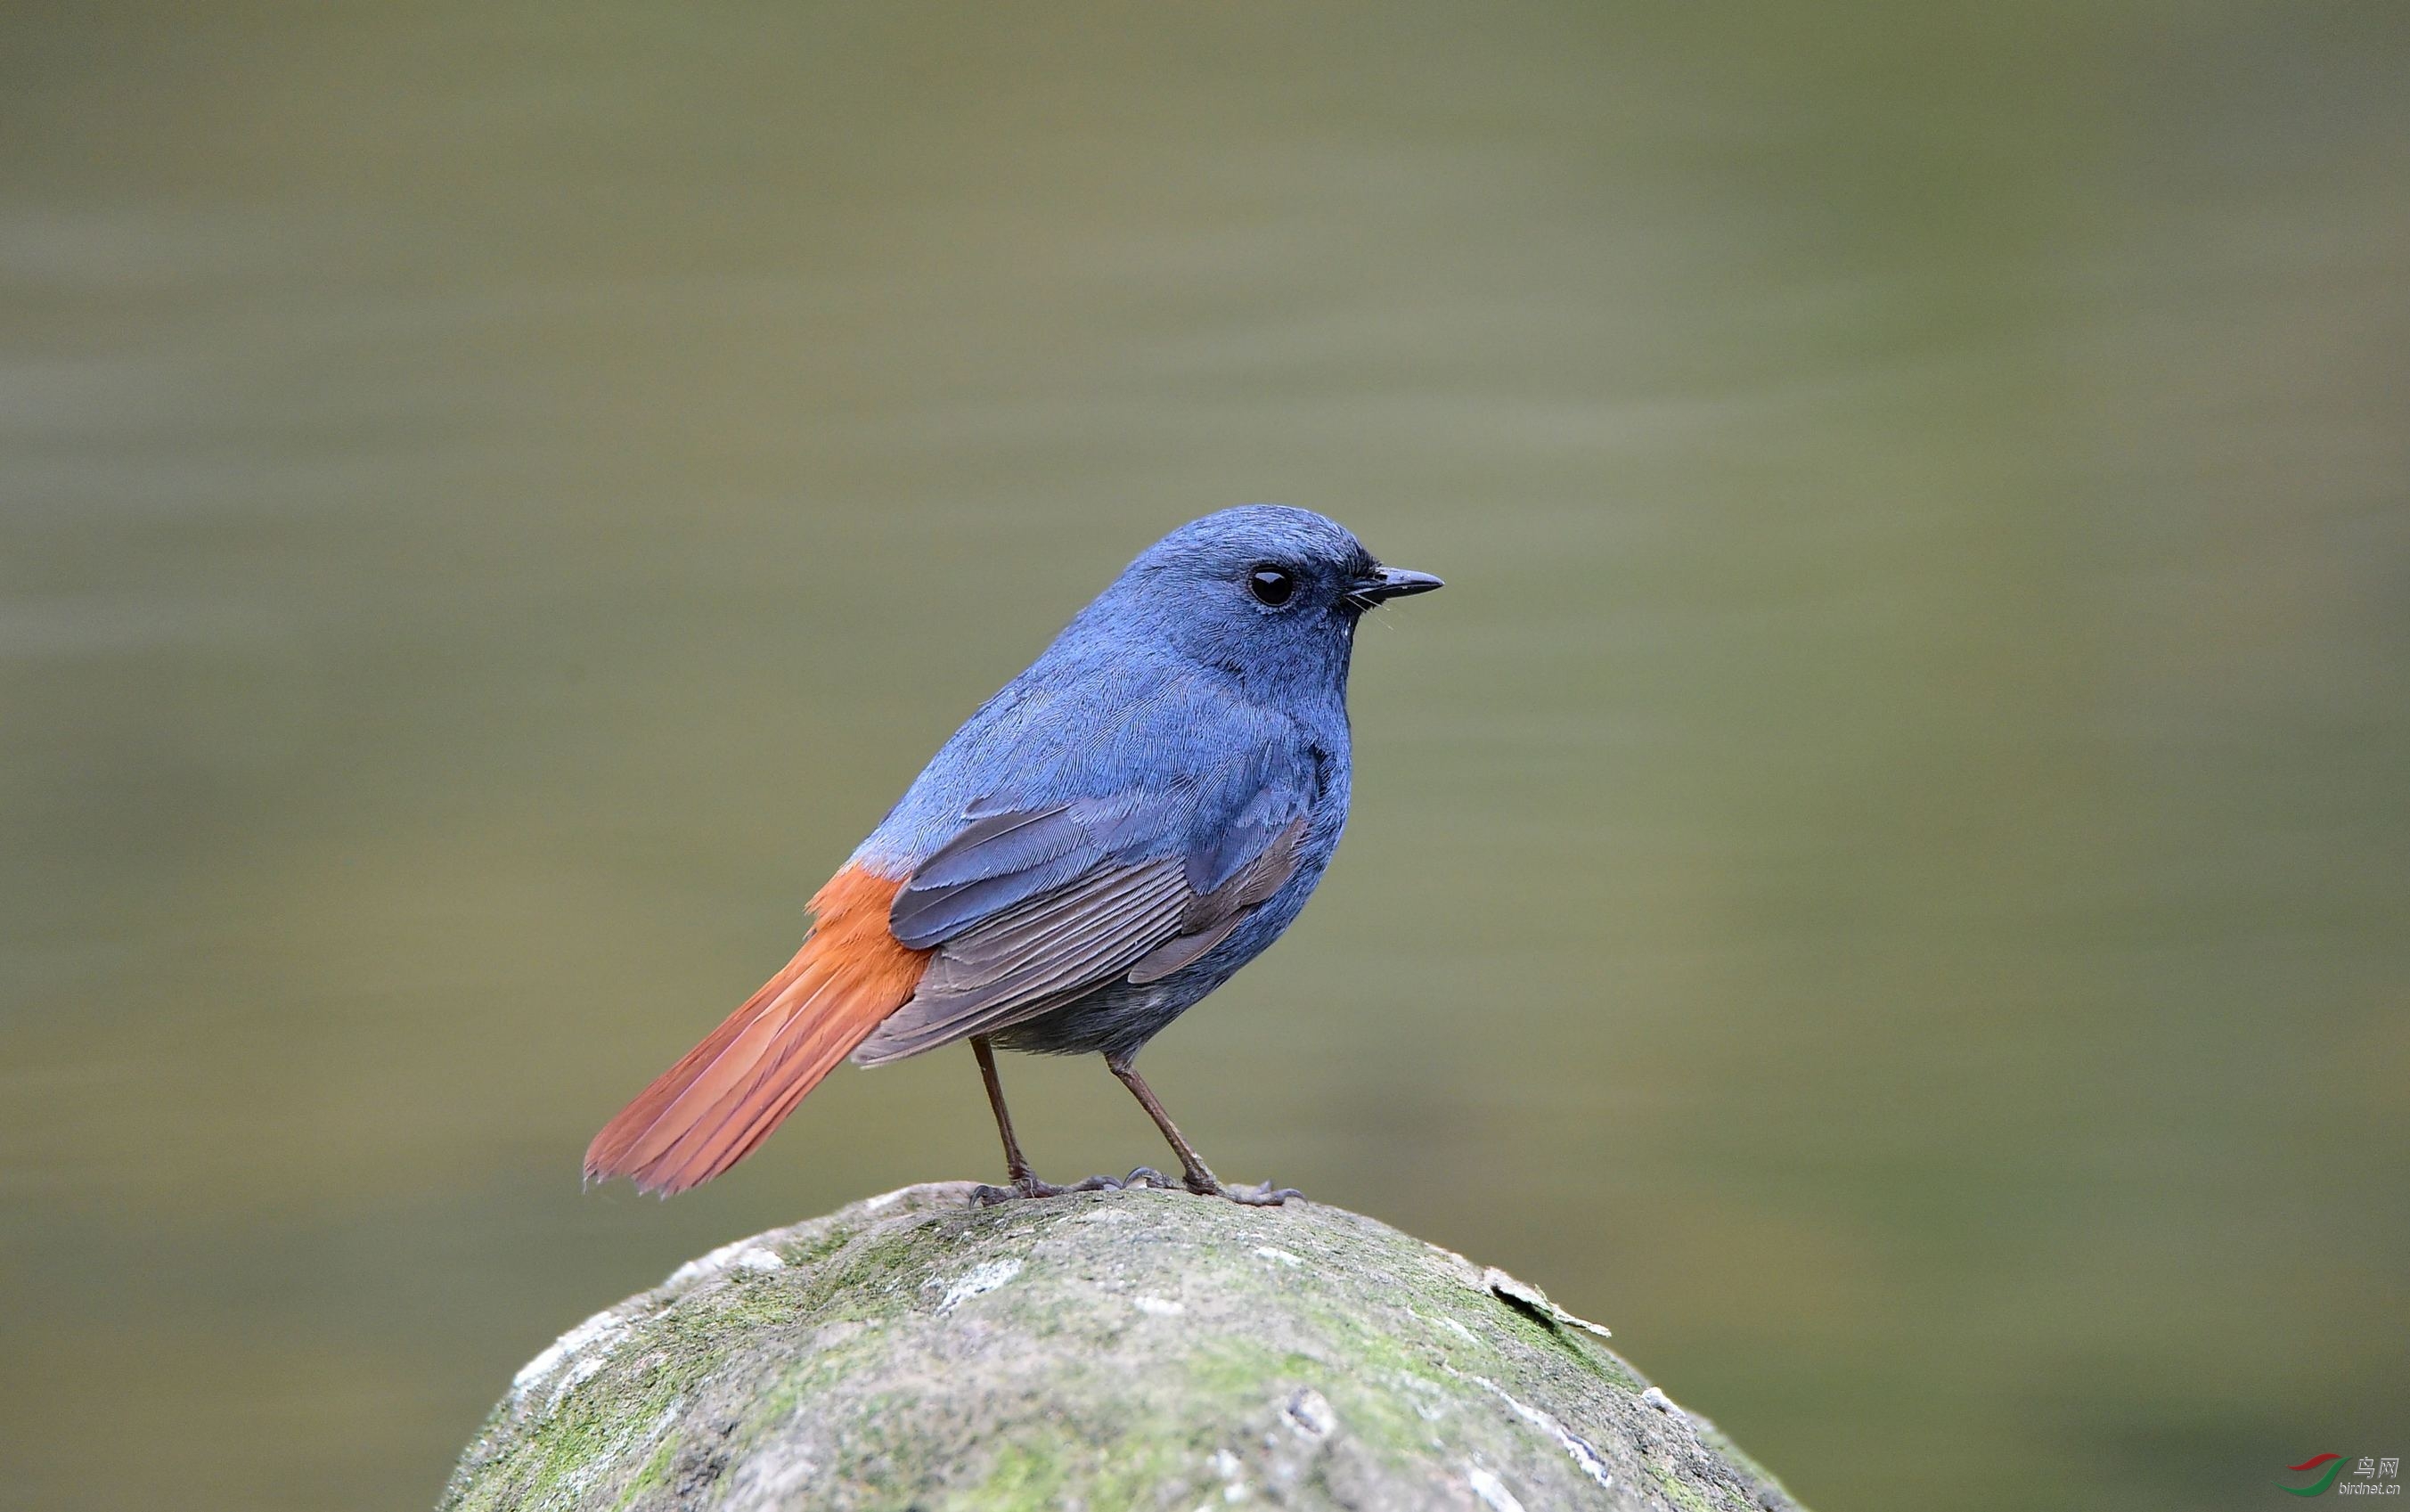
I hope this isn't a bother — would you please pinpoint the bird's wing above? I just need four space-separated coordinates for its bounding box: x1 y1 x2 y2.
851 754 1312 1065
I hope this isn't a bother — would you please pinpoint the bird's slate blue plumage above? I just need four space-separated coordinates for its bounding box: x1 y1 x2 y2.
853 506 1377 1063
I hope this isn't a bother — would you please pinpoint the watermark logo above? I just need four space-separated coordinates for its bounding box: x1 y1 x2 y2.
2280 1456 2400 1497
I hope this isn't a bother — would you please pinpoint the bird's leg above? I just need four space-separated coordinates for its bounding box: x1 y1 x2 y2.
972 1036 1040 1187
1104 1051 1301 1206
967 1036 1122 1206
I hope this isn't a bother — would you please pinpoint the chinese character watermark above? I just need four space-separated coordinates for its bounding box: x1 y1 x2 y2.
2284 1454 2406 1497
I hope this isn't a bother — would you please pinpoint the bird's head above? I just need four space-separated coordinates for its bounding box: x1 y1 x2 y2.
1079 506 1442 699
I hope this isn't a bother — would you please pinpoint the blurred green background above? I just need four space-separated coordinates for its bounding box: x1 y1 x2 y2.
4 4 2406 1509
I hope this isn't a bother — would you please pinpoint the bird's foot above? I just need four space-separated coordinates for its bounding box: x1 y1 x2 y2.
1122 1166 1175 1189
968 1172 1124 1206
1218 1180 1303 1206
1177 1167 1303 1206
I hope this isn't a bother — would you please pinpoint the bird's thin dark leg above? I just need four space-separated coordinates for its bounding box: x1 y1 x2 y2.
973 1035 1037 1181
967 1037 1124 1206
1105 1051 1300 1206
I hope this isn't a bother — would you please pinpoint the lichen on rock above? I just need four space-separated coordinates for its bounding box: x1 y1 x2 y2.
441 1184 1802 1511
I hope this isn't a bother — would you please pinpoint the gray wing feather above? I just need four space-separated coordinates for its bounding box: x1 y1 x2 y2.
853 858 1190 1063
853 805 1309 1067
1123 914 1246 985
1126 817 1305 983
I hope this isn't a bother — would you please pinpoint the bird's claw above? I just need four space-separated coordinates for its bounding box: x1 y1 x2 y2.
968 1165 1294 1206
968 1172 1126 1206
1175 1167 1302 1206
1220 1180 1303 1206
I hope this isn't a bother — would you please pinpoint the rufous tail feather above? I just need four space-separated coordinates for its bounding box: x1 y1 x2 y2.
584 864 927 1195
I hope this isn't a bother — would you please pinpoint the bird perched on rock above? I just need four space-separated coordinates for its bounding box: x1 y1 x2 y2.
584 506 1441 1206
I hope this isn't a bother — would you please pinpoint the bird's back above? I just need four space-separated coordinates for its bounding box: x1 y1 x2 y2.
855 637 1346 875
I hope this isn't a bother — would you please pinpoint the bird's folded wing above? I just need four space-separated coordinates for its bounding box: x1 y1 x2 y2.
851 772 1308 1065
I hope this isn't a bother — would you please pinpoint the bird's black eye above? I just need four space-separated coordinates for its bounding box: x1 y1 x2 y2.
1248 565 1296 607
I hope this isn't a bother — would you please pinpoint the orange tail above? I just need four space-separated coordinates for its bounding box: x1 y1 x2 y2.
584 864 928 1195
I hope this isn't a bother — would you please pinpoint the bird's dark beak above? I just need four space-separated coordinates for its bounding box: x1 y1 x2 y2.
1347 567 1444 609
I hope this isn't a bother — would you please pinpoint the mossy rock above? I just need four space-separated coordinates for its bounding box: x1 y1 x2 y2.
442 1183 1801 1511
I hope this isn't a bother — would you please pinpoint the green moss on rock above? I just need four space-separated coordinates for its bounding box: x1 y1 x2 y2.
441 1184 1802 1511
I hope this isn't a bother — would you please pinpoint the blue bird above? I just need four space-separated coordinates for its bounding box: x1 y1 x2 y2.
585 507 1442 1205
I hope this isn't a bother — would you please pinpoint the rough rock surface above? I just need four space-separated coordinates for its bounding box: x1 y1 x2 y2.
441 1183 1802 1511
